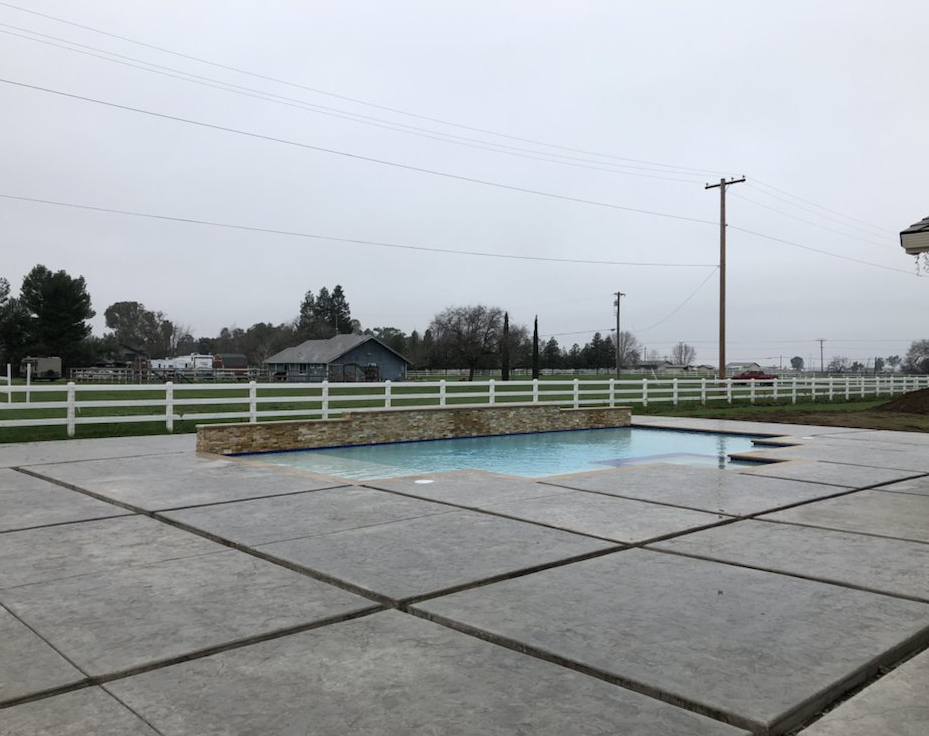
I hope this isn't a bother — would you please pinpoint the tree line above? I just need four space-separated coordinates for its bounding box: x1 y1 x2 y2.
3 266 929 376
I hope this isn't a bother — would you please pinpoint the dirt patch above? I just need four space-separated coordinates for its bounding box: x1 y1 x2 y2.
878 387 929 414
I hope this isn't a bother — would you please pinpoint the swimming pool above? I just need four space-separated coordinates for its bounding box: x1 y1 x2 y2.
253 426 768 480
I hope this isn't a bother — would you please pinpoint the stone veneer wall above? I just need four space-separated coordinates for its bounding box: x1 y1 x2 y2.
197 404 632 455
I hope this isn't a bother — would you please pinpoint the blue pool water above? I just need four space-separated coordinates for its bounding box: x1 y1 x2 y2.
253 427 767 480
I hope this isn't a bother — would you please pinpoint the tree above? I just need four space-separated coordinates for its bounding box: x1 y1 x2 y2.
887 355 901 373
790 356 804 372
903 340 929 374
670 341 696 366
429 304 504 380
541 337 562 370
531 316 540 379
615 330 640 370
19 265 94 366
298 285 354 339
826 356 850 373
104 301 188 357
873 357 885 374
500 312 510 381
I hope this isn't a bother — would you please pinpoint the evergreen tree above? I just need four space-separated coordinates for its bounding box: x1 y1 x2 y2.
19 265 95 367
501 312 510 381
531 316 540 379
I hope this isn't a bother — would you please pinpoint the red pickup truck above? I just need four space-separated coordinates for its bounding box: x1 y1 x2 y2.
732 370 778 383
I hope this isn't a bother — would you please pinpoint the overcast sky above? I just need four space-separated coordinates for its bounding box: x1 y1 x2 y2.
2 0 927 369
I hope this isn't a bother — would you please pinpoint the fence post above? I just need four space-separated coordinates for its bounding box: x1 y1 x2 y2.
488 379 495 405
439 380 446 407
726 378 732 404
772 379 779 402
792 377 797 404
811 377 817 401
700 378 707 405
642 378 648 408
672 378 679 407
609 378 615 408
573 379 580 409
828 377 834 402
385 380 392 408
66 382 76 438
249 381 257 423
321 380 329 419
165 382 174 432
4 363 9 404
749 379 756 404
844 377 849 400
26 362 31 404
532 378 539 404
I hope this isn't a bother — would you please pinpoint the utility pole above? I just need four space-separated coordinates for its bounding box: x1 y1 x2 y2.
705 176 746 380
614 291 625 376
817 338 826 374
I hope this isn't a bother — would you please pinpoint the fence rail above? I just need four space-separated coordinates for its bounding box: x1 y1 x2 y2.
1 375 927 438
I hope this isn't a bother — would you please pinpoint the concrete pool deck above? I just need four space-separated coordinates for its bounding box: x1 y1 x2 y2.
1 417 928 735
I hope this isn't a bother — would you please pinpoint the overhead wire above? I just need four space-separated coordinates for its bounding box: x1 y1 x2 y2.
0 193 718 268
750 178 889 235
0 78 721 227
0 0 730 177
730 192 893 249
0 25 710 184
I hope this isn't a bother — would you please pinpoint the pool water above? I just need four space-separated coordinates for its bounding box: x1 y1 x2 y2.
253 427 767 480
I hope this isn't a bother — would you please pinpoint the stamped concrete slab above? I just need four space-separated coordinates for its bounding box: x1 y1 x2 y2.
542 464 845 516
108 610 749 736
737 442 929 473
0 468 130 533
0 605 85 705
0 550 377 677
160 486 455 547
877 475 929 497
760 489 929 543
0 515 223 588
0 434 192 468
258 510 615 603
482 490 730 543
29 454 345 511
800 648 929 736
363 470 572 508
737 460 921 489
0 687 160 735
653 519 929 601
415 549 929 734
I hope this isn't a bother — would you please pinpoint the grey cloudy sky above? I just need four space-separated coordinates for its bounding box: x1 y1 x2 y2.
2 0 927 368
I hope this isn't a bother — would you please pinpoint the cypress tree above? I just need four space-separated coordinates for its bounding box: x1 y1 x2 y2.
531 316 540 379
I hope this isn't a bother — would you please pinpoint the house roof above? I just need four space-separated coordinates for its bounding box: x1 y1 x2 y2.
264 334 410 366
901 216 929 235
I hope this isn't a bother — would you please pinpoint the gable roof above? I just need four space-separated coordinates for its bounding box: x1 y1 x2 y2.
264 334 410 365
901 215 929 255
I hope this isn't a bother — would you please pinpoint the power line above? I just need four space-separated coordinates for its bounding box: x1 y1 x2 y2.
750 178 889 235
0 193 718 268
0 1 731 177
0 25 709 184
730 191 893 249
0 77 720 227
728 225 918 276
636 267 720 332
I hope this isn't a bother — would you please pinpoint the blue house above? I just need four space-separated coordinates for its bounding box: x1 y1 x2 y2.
264 334 410 382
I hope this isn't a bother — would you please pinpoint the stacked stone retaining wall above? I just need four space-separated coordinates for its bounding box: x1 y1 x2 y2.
197 404 632 455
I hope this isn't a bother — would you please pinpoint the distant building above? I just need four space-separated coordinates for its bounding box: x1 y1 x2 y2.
726 362 762 374
265 334 410 382
900 215 929 255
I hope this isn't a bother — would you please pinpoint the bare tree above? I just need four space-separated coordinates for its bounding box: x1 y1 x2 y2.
670 341 696 366
615 330 641 369
430 305 504 380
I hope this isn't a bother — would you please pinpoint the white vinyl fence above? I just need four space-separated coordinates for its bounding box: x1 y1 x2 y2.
1 375 927 438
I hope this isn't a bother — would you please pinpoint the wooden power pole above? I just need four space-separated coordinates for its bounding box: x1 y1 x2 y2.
705 176 746 379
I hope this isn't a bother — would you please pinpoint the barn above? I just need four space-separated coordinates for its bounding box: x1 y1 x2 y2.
264 334 410 382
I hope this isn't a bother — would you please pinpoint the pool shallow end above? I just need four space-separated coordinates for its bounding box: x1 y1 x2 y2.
196 404 633 456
